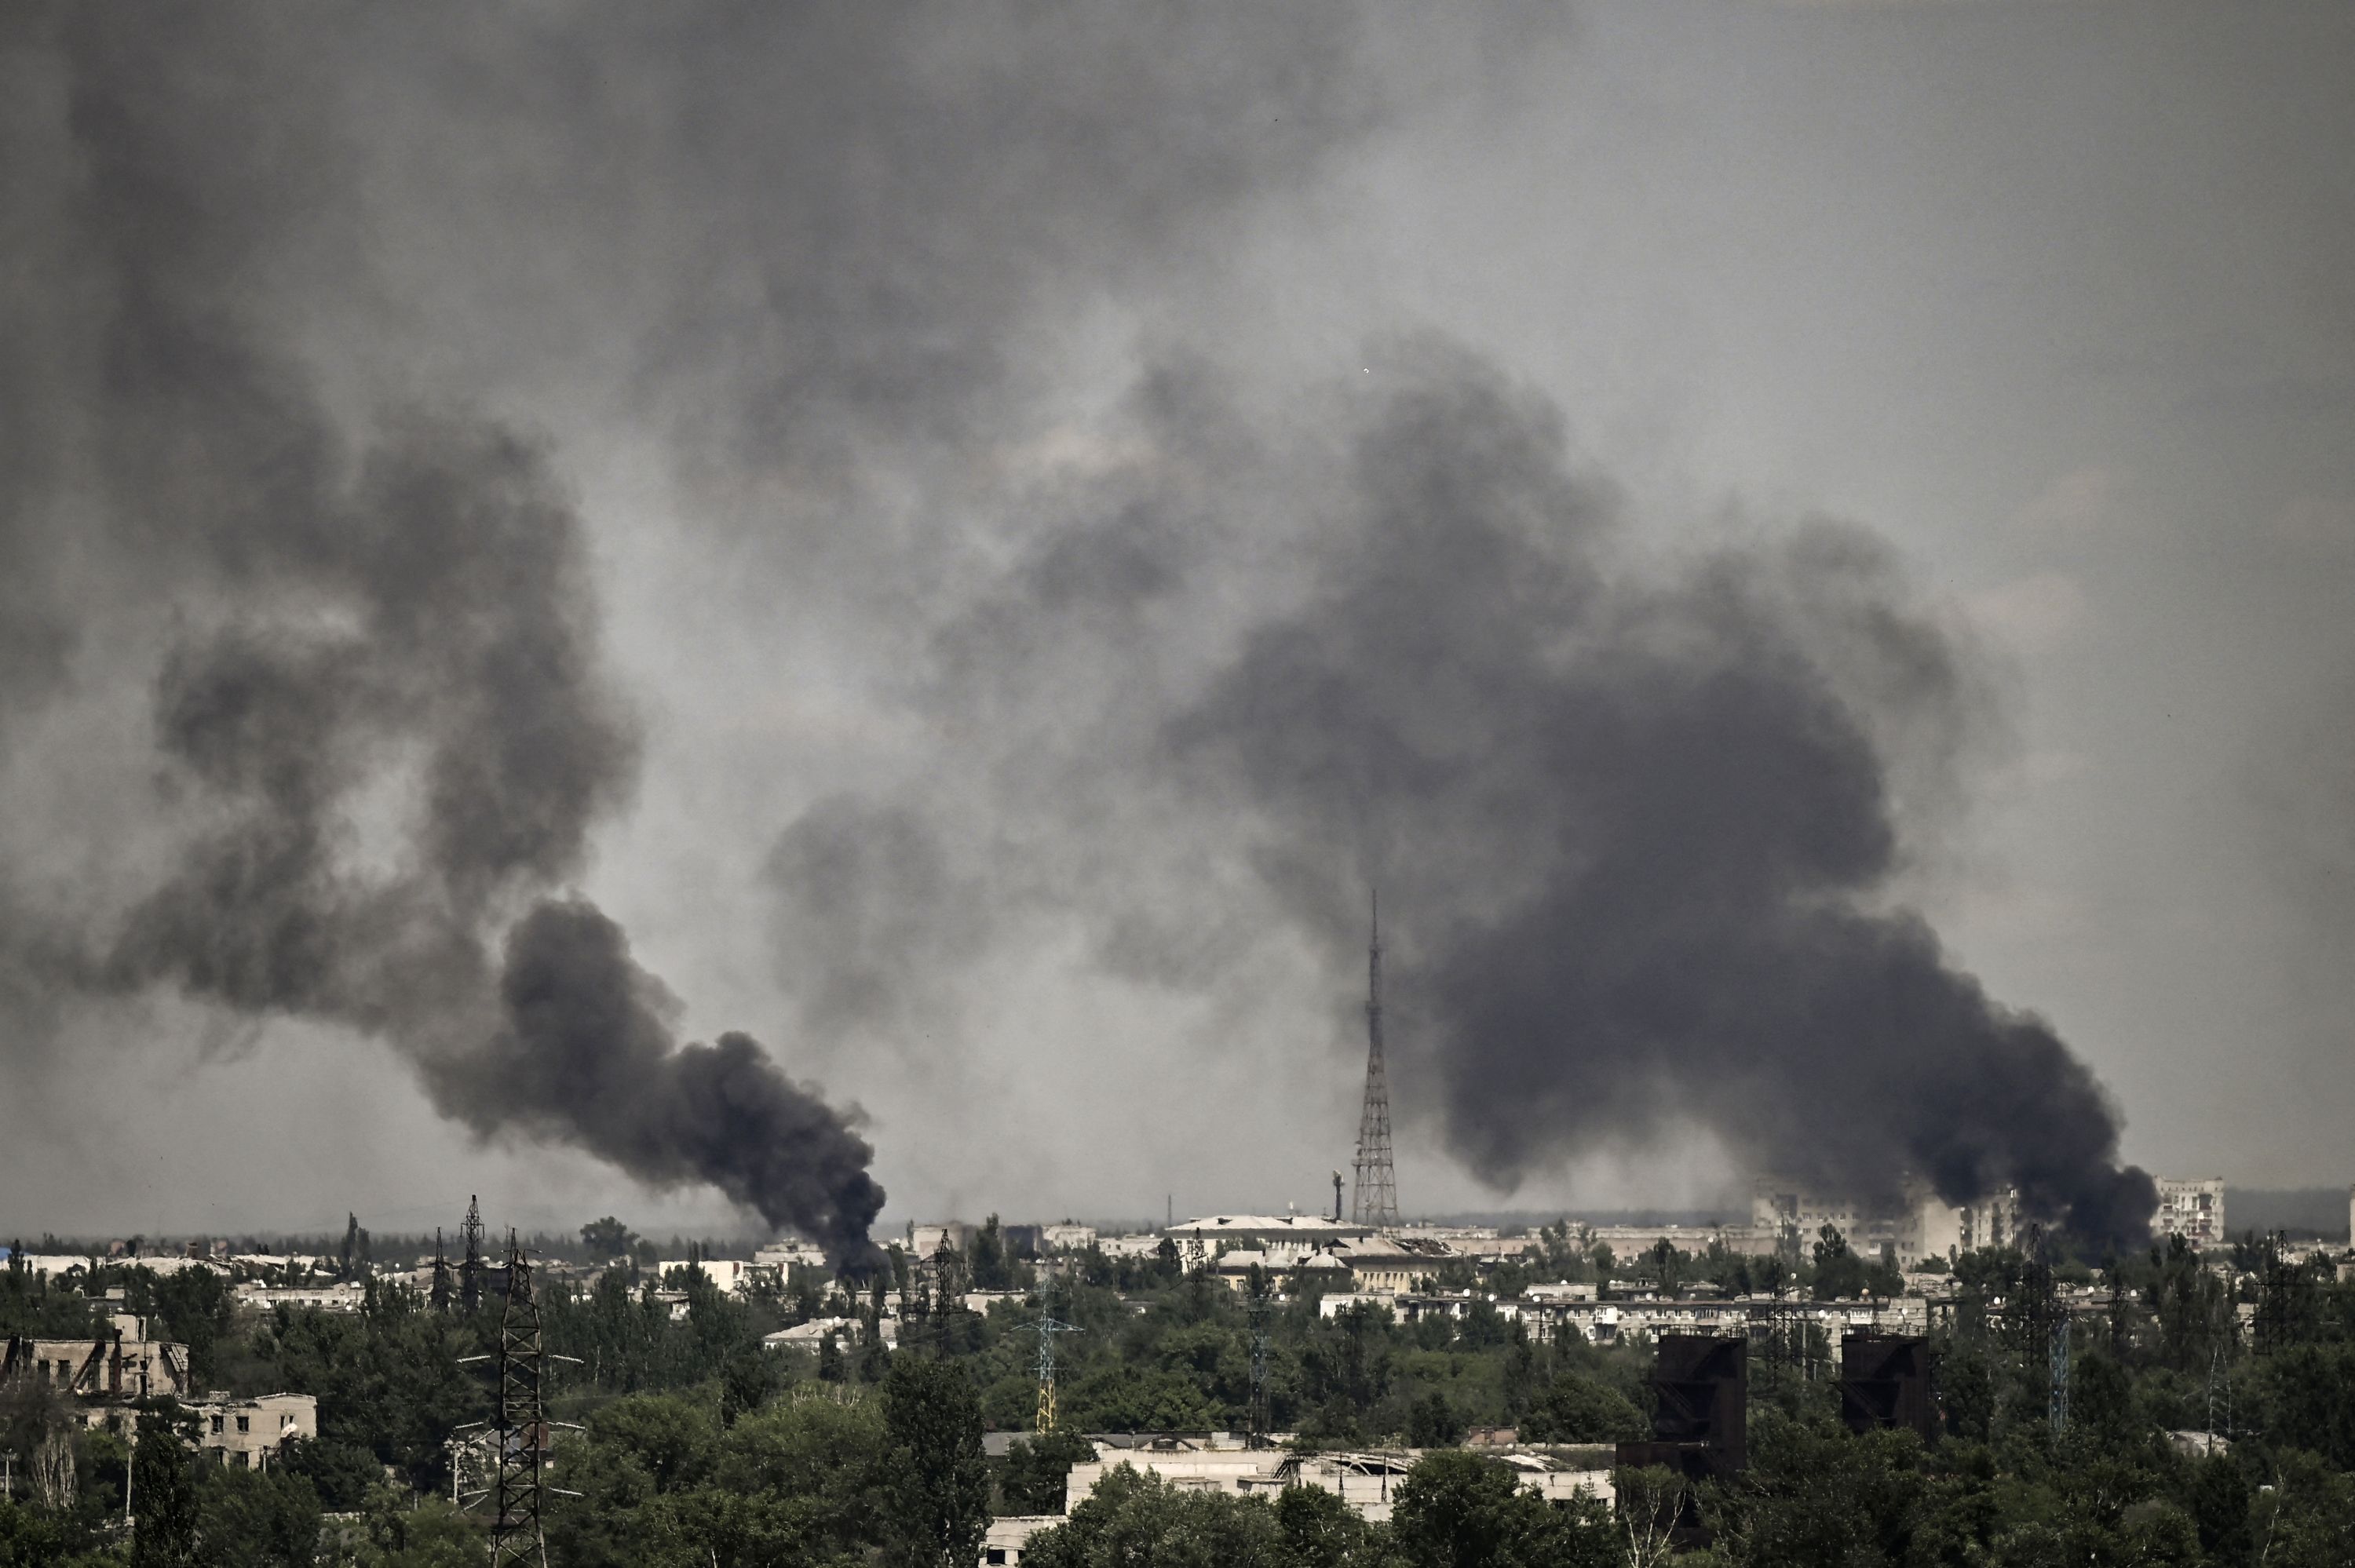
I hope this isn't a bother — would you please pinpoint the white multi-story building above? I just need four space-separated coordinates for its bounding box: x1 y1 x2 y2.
2153 1179 2225 1249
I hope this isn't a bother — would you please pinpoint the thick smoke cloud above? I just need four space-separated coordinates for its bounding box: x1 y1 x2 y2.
0 4 891 1258
1163 352 2156 1249
1 2 2166 1249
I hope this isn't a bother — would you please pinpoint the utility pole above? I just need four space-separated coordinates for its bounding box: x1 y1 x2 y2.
1350 890 1400 1229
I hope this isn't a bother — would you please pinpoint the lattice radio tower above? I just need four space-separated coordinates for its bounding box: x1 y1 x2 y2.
1351 891 1400 1229
429 1227 453 1314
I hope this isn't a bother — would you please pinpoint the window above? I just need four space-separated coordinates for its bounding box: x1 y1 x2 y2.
236 1415 250 1432
211 1415 224 1434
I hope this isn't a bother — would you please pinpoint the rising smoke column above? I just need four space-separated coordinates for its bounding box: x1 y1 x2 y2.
1170 348 2156 1249
0 5 885 1260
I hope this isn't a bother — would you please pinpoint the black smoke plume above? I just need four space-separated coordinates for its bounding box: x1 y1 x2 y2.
0 4 886 1259
1170 352 2156 1249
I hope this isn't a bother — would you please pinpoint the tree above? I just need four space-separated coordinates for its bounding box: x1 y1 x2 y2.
882 1355 989 1568
1021 1465 1287 1568
196 1463 322 1568
579 1217 637 1262
1272 1482 1381 1568
999 1428 1096 1515
1810 1225 1870 1301
1517 1375 1645 1444
1408 1390 1462 1449
1613 1465 1686 1568
1389 1449 1559 1568
129 1407 202 1568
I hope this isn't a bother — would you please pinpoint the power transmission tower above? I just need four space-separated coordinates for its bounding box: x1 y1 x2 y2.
1350 891 1400 1229
490 1233 547 1568
430 1228 453 1314
1246 1278 1274 1447
1023 1287 1081 1434
2013 1226 2068 1436
459 1196 486 1314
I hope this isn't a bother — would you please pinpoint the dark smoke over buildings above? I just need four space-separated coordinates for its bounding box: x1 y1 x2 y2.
0 4 2181 1246
1172 359 2163 1245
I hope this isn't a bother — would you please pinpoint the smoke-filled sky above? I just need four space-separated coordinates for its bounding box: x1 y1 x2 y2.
2 2 2350 1243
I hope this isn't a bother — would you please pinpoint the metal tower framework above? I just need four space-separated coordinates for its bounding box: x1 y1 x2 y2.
1023 1289 1081 1434
429 1228 453 1314
1350 892 1400 1229
1246 1282 1274 1447
459 1196 487 1314
490 1234 547 1568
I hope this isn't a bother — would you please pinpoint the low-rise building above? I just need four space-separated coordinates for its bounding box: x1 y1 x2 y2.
2 1315 192 1415
656 1259 780 1296
192 1393 317 1470
1165 1216 1377 1271
1060 1435 1608 1526
1040 1224 1098 1253
235 1282 368 1313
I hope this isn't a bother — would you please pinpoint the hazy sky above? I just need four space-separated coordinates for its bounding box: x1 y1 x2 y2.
2 1 2349 1242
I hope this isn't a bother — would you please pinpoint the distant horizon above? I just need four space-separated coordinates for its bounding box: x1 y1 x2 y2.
10 1184 2351 1256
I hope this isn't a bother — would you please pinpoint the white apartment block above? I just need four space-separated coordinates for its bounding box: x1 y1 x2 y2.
2152 1178 2225 1249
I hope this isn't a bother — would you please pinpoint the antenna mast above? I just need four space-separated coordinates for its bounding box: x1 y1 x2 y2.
1351 890 1400 1229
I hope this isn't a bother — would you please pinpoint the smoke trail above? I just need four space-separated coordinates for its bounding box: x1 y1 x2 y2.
0 5 887 1259
1169 349 2156 1249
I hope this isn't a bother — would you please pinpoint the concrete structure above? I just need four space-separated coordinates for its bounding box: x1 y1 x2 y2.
983 1515 1060 1565
2 1315 192 1413
1214 1248 1351 1293
1752 1178 2017 1267
657 1258 780 1296
1165 1215 1377 1271
2 1254 228 1282
1040 1224 1098 1253
755 1238 827 1271
1061 1435 1609 1526
908 1222 976 1259
2153 1179 2225 1249
192 1392 317 1470
235 1282 368 1313
762 1316 898 1352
